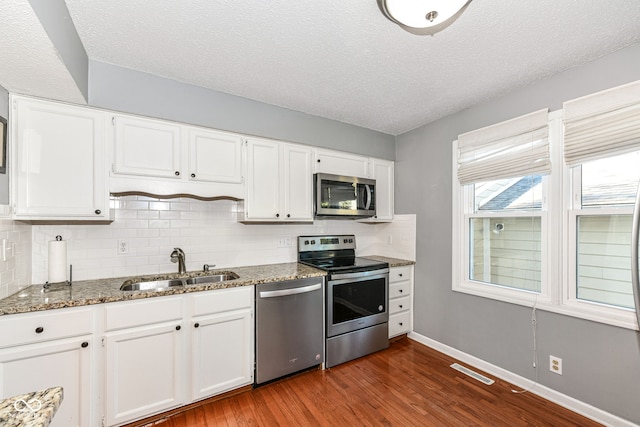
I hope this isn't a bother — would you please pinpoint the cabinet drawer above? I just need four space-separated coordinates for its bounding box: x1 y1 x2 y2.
0 308 92 348
389 295 410 315
389 311 411 338
390 266 412 283
389 282 411 299
191 286 253 317
105 297 183 331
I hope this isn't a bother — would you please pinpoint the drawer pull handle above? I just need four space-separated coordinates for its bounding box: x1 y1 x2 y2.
399 305 403 309
81 342 89 348
194 323 200 328
399 273 403 277
35 327 44 334
399 289 403 293
175 325 181 331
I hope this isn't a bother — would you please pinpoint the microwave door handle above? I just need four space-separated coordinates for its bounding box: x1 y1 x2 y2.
364 185 372 210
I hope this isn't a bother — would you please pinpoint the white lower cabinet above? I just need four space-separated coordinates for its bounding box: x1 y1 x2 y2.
190 286 253 401
388 265 414 338
104 323 185 426
0 308 94 427
102 287 253 426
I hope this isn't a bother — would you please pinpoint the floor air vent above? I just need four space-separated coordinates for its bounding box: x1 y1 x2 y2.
450 363 495 385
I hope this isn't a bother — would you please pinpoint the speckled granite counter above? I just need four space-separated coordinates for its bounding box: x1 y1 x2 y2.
363 255 415 268
0 263 325 316
0 386 63 427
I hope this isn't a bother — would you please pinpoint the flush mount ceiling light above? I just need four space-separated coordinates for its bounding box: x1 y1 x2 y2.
378 0 471 33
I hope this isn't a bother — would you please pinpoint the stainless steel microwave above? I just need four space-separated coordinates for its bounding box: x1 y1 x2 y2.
314 173 376 218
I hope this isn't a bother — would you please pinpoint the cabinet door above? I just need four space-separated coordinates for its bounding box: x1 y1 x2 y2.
282 144 313 221
113 114 182 179
13 96 108 219
191 308 252 401
245 138 281 220
104 323 185 426
370 159 394 221
187 127 243 183
314 149 369 178
0 337 92 427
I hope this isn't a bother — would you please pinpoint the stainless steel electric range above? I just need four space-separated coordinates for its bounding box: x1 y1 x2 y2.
298 235 389 368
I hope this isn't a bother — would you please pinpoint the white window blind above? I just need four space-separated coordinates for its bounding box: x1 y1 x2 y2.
457 109 550 185
564 80 640 166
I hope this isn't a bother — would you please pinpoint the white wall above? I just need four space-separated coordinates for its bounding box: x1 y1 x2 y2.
29 195 414 284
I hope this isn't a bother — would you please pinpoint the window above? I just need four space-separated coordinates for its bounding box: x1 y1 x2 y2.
453 79 640 330
569 151 640 312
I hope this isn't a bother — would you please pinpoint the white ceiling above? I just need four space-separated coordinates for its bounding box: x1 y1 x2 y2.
2 1 640 135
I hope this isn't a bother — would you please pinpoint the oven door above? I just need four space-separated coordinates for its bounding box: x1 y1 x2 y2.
326 269 389 337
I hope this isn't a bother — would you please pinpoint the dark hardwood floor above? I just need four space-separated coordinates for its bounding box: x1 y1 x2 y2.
136 338 602 427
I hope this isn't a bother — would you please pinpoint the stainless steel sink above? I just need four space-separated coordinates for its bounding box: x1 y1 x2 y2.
185 273 239 285
119 272 239 291
120 279 185 291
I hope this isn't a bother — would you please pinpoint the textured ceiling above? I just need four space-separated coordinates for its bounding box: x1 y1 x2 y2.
3 1 640 135
0 1 85 104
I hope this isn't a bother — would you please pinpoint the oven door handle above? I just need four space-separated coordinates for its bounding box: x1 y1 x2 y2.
329 268 389 283
259 283 322 299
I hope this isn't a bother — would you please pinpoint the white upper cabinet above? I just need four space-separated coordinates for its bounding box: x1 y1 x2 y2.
187 127 243 184
11 95 110 220
113 114 182 179
242 138 313 222
361 158 394 222
110 114 244 198
313 148 370 178
283 144 314 221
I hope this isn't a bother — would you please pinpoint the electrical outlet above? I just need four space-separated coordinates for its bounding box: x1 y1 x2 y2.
277 238 292 248
550 355 562 375
117 240 129 255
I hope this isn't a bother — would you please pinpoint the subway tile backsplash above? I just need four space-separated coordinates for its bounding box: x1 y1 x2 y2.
29 196 415 285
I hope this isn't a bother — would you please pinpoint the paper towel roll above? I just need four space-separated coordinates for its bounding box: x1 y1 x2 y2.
48 237 67 283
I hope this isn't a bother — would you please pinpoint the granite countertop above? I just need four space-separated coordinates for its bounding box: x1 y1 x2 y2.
0 262 326 316
0 386 63 427
363 255 415 267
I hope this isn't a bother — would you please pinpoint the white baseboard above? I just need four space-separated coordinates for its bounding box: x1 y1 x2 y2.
407 331 638 427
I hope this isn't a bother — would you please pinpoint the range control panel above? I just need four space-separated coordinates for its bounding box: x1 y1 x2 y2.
298 235 356 252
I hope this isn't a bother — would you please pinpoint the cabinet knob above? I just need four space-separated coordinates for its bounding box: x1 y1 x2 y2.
286 214 291 218
95 209 101 215
194 322 200 328
175 325 181 331
399 289 403 293
317 159 321 163
399 273 403 277
81 341 89 348
190 173 196 178
399 305 403 309
399 322 403 326
35 326 44 334
175 171 180 176
276 213 280 218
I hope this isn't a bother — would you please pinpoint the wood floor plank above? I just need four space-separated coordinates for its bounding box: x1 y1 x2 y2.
130 338 603 427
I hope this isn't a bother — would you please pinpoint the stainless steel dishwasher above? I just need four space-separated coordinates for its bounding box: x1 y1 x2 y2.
255 277 324 385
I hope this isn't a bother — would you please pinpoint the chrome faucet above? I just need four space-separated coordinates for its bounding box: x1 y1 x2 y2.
170 248 186 274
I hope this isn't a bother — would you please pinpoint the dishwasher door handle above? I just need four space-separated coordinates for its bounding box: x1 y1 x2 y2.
259 283 322 299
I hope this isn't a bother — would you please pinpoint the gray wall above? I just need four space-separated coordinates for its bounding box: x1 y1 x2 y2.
88 61 396 161
395 42 640 424
0 85 9 204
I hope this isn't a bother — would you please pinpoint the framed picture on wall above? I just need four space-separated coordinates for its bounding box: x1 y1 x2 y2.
0 115 5 174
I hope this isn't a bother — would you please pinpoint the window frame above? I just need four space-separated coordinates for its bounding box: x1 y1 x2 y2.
452 110 638 330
